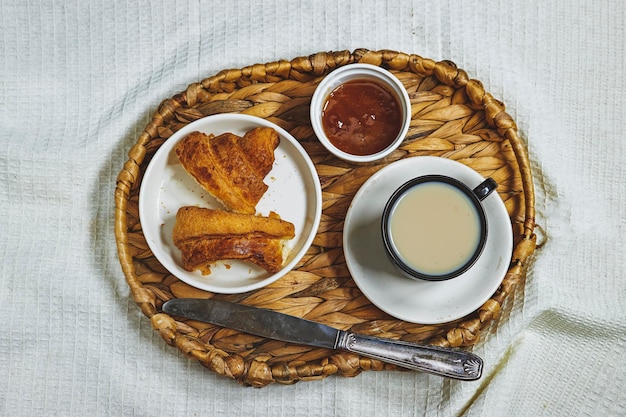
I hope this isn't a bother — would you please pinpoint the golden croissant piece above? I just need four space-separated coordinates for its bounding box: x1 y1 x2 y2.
175 127 279 214
172 206 295 275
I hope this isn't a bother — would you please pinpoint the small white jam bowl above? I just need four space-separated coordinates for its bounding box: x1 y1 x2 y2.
309 63 411 164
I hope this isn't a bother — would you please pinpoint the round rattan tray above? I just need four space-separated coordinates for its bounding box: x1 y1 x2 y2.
114 49 537 387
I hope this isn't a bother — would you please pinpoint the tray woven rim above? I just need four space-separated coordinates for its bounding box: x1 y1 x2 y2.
114 48 537 387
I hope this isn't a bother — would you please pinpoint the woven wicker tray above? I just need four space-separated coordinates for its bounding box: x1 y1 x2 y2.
114 49 537 387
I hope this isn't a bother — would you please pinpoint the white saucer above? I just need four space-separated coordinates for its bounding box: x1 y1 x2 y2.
343 156 513 324
139 114 322 294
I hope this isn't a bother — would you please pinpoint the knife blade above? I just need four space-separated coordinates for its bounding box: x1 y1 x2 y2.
162 298 483 380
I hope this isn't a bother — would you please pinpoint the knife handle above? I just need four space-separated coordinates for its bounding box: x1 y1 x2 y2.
337 331 483 380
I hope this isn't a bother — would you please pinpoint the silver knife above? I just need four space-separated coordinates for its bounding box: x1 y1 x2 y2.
162 298 483 380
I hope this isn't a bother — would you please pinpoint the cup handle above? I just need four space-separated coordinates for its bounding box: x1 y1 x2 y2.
473 178 498 201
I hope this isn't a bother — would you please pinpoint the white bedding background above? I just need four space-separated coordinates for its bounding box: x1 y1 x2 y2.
1 1 624 416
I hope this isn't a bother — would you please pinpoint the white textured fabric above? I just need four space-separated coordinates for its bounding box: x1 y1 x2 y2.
1 1 625 416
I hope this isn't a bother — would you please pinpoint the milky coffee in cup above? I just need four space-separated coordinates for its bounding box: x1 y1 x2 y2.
382 175 497 281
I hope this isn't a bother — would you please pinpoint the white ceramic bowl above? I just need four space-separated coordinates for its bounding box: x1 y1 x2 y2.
310 63 411 163
138 114 322 294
